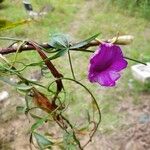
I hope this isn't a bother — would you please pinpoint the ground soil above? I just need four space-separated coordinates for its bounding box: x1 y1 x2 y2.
0 86 150 150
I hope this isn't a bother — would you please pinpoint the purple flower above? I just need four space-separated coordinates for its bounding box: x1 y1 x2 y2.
88 42 128 86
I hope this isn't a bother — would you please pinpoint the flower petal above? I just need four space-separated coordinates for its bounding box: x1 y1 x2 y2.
90 43 114 72
110 45 128 71
110 59 128 71
88 42 127 87
89 70 120 86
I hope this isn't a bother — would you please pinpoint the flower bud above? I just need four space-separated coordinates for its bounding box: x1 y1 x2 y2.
108 35 134 45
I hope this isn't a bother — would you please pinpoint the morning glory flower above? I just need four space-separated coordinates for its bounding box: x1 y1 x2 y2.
88 42 128 86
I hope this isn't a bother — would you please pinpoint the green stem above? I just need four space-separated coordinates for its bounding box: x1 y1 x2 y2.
11 41 27 67
68 50 76 80
71 49 94 53
124 56 147 65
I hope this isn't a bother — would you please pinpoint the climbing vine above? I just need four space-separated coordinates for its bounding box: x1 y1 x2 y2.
0 33 144 149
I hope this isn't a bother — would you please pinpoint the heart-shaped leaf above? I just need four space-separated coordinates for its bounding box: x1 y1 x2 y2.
33 132 53 149
49 33 71 49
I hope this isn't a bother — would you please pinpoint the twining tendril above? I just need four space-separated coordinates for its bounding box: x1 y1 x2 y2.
48 77 101 149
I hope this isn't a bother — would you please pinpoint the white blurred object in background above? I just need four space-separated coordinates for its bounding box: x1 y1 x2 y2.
0 91 9 102
131 63 150 83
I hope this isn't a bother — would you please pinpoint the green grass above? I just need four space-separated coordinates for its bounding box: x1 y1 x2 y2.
109 0 150 20
0 0 150 134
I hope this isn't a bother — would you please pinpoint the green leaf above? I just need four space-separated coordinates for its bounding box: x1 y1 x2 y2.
0 19 30 32
30 113 43 120
33 132 53 149
70 33 100 49
31 115 49 132
47 48 69 60
49 33 71 49
16 84 32 91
